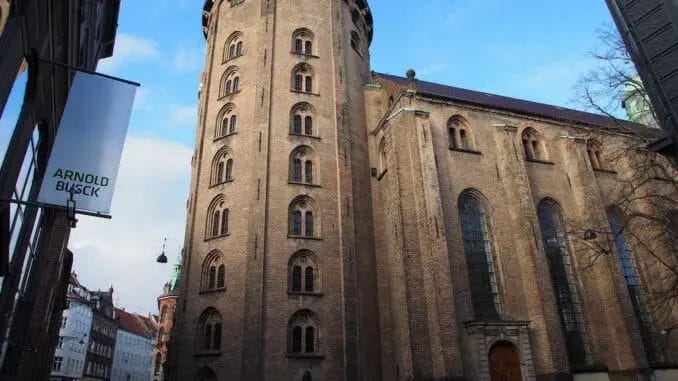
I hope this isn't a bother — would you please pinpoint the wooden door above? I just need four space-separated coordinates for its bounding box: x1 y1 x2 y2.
489 342 523 381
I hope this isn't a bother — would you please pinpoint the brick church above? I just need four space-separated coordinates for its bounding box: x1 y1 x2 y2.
168 1 678 380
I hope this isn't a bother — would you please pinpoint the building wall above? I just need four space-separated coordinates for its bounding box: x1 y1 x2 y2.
0 0 9 36
172 0 380 380
84 312 117 380
154 295 176 381
111 330 154 381
365 76 678 380
51 297 93 380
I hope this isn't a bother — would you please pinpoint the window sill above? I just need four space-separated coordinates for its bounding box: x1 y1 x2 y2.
204 233 230 242
449 147 482 155
291 52 319 59
290 90 320 97
289 132 321 140
377 169 387 181
571 364 608 373
288 181 321 188
525 158 554 165
286 353 325 359
199 287 226 295
194 351 222 357
209 179 234 189
287 235 322 241
214 132 238 142
219 90 241 100
593 168 617 174
287 291 323 297
222 53 243 64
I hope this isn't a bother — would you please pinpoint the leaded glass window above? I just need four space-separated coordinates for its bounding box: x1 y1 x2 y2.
458 193 500 319
607 210 657 362
537 201 588 366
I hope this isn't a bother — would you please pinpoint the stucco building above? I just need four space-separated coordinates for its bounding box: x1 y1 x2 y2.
170 1 678 380
111 308 157 381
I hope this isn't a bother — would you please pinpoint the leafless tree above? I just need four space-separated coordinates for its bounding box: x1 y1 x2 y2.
570 25 678 356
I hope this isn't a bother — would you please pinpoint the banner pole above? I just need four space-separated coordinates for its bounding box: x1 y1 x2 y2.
36 56 141 87
0 199 112 220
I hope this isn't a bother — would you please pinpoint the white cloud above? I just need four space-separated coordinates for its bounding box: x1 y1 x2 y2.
70 136 192 315
167 104 198 127
172 46 204 73
98 34 161 74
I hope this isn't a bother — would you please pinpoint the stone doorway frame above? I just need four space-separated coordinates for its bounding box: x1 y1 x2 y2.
465 320 536 381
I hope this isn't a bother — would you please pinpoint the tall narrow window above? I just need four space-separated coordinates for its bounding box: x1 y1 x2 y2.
225 159 233 181
216 103 237 138
208 267 216 290
229 115 237 134
291 210 302 235
295 39 304 53
538 200 588 366
304 116 313 135
292 266 302 291
217 265 225 288
212 323 222 350
305 76 313 93
305 41 312 55
304 267 314 292
305 327 315 353
292 159 302 182
212 210 220 237
304 161 313 184
216 162 224 183
294 74 303 91
292 326 302 352
305 212 314 237
294 115 303 134
458 191 500 319
220 209 229 235
607 209 657 362
587 139 603 170
203 324 212 350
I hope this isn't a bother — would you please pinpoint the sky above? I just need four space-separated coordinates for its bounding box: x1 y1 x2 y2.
2 0 621 315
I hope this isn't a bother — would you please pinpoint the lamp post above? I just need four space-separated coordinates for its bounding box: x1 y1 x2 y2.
156 238 168 264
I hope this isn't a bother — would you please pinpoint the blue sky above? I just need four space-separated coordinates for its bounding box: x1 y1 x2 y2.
2 0 620 314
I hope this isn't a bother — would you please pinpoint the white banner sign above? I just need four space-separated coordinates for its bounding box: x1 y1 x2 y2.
38 71 137 215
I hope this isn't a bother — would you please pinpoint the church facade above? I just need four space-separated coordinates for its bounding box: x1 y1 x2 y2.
170 1 678 380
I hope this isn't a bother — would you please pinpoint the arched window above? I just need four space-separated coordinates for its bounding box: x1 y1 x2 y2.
194 367 217 381
458 191 500 319
607 208 657 362
289 196 318 238
586 139 603 170
206 196 229 238
448 116 473 150
537 199 588 366
289 146 315 185
201 251 226 291
220 66 240 97
211 148 233 185
292 28 314 55
292 63 314 93
197 308 222 352
216 103 237 138
288 310 319 355
224 31 244 61
522 128 545 161
288 250 320 293
290 102 316 136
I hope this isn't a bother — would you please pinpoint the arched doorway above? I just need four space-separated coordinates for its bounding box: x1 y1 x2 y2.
194 367 217 381
489 341 523 381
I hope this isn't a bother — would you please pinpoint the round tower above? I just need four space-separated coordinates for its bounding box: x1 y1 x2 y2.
172 0 381 380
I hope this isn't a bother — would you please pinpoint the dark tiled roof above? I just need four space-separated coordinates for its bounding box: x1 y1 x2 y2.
374 72 662 139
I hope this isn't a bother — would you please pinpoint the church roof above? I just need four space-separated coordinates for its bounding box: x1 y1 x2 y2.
374 72 661 139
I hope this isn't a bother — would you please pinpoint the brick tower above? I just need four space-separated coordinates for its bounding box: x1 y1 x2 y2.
170 0 381 380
